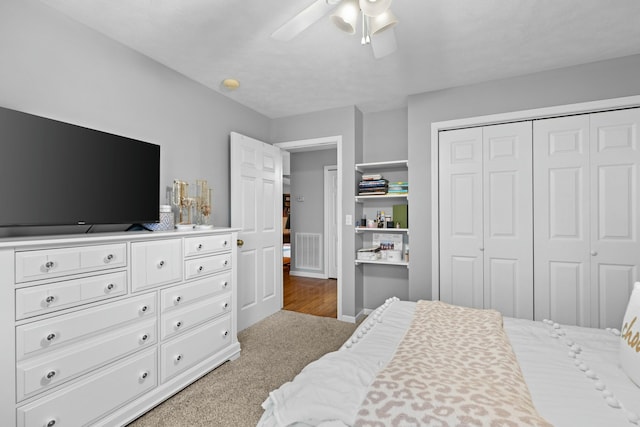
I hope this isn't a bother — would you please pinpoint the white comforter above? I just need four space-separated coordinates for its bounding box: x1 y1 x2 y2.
258 300 640 427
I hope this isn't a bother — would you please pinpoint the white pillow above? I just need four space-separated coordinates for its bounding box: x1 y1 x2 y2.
621 282 640 387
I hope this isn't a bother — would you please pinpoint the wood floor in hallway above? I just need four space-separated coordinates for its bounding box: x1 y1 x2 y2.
283 270 337 318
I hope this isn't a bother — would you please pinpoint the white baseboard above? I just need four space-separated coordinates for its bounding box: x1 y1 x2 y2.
288 270 328 279
339 308 366 324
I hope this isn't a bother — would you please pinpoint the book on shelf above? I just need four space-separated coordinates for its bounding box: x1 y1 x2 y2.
359 179 389 187
362 174 383 181
358 191 387 196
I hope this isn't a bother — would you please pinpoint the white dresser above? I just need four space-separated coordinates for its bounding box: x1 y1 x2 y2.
0 228 240 427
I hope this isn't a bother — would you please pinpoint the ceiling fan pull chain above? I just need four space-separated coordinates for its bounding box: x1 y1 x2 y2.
365 14 371 44
361 10 367 45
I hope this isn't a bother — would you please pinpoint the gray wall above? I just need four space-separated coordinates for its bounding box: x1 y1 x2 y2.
363 108 408 162
4 0 640 317
408 54 640 302
289 149 337 275
0 0 270 237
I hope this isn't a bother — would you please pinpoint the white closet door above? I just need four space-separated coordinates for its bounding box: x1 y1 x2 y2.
483 122 533 319
590 108 640 328
534 115 591 326
439 127 484 309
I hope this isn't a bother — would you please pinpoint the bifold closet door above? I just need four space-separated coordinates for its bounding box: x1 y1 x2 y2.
534 108 640 328
482 122 533 319
439 127 484 309
533 115 592 326
439 122 533 318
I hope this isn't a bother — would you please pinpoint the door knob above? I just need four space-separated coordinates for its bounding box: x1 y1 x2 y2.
237 239 244 248
591 250 598 256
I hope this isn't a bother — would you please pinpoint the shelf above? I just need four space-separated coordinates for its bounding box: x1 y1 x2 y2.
355 259 409 267
355 227 408 233
355 160 408 173
355 194 408 202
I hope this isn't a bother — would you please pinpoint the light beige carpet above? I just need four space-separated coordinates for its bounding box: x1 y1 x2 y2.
127 310 359 427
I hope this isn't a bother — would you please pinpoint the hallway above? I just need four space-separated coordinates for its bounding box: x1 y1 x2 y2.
283 269 337 318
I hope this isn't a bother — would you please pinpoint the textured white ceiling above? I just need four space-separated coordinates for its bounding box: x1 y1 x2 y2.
38 0 640 118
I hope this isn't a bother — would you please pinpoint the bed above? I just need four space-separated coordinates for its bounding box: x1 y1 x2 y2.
258 286 640 427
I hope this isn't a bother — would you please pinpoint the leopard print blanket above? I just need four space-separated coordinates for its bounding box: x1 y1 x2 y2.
354 300 552 427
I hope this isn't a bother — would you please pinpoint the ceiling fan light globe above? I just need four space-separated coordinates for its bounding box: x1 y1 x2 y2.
359 0 392 17
330 0 359 34
370 9 397 35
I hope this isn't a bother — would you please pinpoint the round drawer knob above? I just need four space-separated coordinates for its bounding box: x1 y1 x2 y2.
46 419 57 427
45 295 56 305
223 260 229 267
46 333 56 342
591 251 598 256
46 370 56 380
105 254 114 263
44 261 55 270
140 305 149 313
174 296 182 304
223 240 228 247
223 302 229 309
198 266 204 273
222 330 229 338
141 334 149 342
222 281 228 289
106 283 115 291
175 321 182 329
197 243 203 250
158 260 165 268
140 371 149 380
175 354 183 362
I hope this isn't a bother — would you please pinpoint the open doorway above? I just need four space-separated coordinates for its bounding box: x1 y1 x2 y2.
274 136 342 319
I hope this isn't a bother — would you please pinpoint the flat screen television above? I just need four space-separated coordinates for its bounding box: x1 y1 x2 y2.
0 106 160 227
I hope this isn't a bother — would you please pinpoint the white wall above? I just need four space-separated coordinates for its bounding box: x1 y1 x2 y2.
0 0 270 235
408 54 640 301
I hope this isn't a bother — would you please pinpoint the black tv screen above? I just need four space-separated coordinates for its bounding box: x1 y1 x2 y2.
0 106 160 227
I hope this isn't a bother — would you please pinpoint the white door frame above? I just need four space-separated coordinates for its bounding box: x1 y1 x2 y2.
274 136 343 320
324 165 338 279
430 95 640 303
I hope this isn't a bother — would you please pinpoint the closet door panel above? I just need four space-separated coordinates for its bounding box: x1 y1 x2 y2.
548 261 586 326
483 122 533 319
590 108 640 328
439 128 484 309
534 115 591 325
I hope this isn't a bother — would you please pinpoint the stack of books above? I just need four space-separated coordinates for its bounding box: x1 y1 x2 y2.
387 181 408 194
359 174 388 195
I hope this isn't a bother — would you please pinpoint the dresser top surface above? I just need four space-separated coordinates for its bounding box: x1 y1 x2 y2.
0 227 240 249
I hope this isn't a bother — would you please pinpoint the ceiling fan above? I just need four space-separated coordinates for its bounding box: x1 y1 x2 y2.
271 0 398 59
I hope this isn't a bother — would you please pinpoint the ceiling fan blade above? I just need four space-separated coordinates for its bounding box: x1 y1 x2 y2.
371 27 397 59
271 0 337 41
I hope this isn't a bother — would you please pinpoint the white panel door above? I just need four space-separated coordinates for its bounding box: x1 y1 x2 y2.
230 132 283 331
534 115 591 326
483 122 533 319
439 127 484 309
590 108 640 328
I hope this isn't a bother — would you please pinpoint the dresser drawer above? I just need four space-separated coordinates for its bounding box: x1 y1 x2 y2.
17 318 156 401
16 293 155 360
15 271 127 320
160 315 231 382
131 239 182 292
161 294 231 340
17 348 157 427
161 272 231 313
184 253 231 281
15 243 126 283
184 234 231 257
